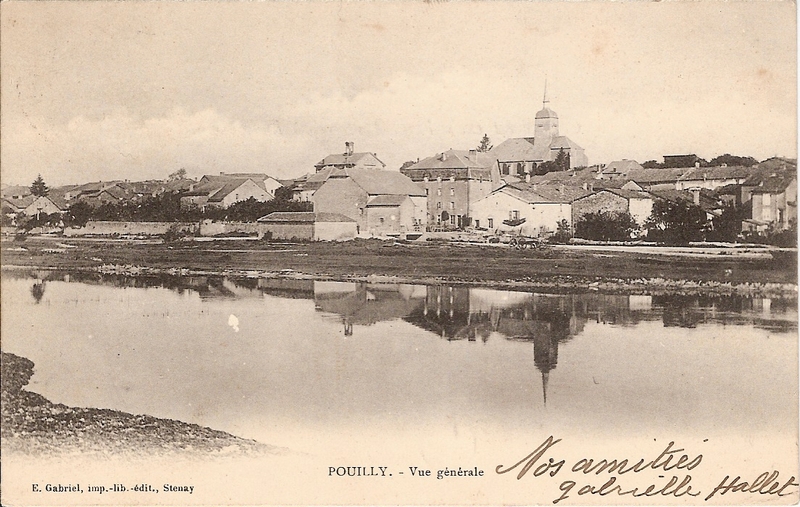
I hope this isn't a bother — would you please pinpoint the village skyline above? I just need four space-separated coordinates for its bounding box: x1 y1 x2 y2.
1 2 797 187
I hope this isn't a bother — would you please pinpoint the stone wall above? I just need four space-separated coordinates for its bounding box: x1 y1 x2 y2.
64 221 198 237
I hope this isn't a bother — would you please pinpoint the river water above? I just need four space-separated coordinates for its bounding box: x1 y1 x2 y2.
3 270 796 454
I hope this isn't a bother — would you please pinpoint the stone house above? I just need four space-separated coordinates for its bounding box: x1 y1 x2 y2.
312 168 426 235
400 149 502 229
470 183 589 237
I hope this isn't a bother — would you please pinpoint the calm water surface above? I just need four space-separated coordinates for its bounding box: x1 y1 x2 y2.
2 270 797 457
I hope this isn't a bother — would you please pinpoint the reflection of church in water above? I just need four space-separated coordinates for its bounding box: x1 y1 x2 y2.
404 287 596 404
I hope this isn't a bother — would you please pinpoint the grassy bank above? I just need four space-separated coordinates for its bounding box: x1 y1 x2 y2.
1 352 275 456
1 236 796 295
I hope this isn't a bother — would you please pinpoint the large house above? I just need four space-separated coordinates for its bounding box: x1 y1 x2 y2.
470 182 589 237
181 173 281 210
490 89 588 174
293 143 386 202
400 149 502 229
314 142 385 173
312 167 426 235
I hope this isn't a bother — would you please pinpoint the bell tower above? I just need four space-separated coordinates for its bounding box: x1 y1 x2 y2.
534 80 559 142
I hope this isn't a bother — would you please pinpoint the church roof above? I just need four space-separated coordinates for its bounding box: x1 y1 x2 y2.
535 106 558 119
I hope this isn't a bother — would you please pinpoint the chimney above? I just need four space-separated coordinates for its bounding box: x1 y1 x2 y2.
469 149 477 161
525 173 531 183
345 142 354 156
440 152 447 162
691 188 700 205
695 161 700 168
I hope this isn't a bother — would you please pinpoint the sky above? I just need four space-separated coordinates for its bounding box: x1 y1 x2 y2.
1 1 796 187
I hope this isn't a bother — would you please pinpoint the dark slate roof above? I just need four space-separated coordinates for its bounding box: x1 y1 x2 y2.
401 150 496 181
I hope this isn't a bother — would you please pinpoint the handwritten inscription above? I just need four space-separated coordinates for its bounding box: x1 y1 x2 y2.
496 436 798 504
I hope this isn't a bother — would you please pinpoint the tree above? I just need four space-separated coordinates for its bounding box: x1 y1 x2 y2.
550 219 572 243
645 199 709 244
30 174 49 197
554 148 570 171
575 211 638 241
168 168 188 181
477 134 493 152
63 201 93 228
642 160 663 169
708 154 758 167
707 203 746 242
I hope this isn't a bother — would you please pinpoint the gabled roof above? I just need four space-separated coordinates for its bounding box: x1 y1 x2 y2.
490 138 539 162
344 168 426 197
549 136 584 151
750 175 796 194
623 167 687 184
315 152 385 169
603 160 643 174
491 136 583 163
207 179 252 202
0 185 32 199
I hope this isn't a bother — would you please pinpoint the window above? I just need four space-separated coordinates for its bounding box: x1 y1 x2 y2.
379 217 385 224
437 202 442 209
450 188 455 196
763 194 772 206
475 220 480 228
449 202 455 210
437 188 442 196
450 215 456 225
425 188 429 196
510 210 520 220
488 218 494 228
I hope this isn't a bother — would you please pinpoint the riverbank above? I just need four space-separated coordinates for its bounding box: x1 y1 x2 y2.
1 352 276 457
1 236 796 296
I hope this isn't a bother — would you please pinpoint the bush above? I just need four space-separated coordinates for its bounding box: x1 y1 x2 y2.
575 211 638 241
162 223 191 243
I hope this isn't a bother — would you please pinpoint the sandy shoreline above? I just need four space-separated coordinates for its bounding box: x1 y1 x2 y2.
1 352 280 457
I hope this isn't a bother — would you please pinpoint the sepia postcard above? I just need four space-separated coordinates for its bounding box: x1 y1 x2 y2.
1 1 797 505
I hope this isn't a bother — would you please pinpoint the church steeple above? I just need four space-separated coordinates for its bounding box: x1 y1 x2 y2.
534 80 559 141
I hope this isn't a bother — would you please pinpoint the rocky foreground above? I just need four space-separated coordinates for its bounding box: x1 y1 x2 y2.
1 352 275 457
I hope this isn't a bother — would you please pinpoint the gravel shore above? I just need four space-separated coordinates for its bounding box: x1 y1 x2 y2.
1 352 276 457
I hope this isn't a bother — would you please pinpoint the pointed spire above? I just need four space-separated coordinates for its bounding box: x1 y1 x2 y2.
542 370 549 406
543 76 549 107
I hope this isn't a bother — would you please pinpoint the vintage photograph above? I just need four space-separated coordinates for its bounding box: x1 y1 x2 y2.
1 1 797 505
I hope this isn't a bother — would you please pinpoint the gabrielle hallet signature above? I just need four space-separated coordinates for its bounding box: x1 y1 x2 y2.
495 436 798 504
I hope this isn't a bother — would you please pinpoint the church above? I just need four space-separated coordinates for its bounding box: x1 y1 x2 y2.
490 87 588 176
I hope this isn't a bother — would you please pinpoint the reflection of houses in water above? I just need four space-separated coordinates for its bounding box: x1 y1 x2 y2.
313 281 426 335
403 286 493 341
